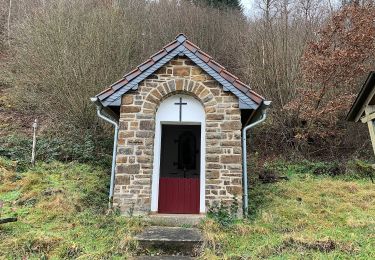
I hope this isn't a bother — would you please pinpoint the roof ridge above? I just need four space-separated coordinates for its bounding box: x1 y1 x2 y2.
95 34 265 108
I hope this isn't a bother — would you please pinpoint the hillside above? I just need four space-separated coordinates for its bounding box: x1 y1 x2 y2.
1 157 374 259
202 162 375 259
0 158 143 259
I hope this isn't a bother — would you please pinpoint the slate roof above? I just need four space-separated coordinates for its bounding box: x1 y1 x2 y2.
347 71 375 122
94 34 264 109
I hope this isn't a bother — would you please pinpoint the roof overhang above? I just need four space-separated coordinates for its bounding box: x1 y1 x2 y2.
347 71 375 122
90 97 120 122
92 34 266 111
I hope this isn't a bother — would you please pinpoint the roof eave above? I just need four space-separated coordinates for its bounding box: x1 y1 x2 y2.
346 71 375 122
94 34 267 110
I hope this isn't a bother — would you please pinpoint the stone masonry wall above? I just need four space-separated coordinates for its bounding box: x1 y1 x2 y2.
114 56 243 215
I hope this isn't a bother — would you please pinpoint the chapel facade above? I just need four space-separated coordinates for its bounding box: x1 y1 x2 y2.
92 34 269 216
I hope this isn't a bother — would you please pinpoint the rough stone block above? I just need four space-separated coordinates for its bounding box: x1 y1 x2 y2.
206 170 220 179
122 95 133 105
221 121 242 131
173 66 190 76
221 155 241 164
207 114 224 120
115 175 130 185
175 79 183 90
121 106 141 113
226 186 242 195
140 120 154 130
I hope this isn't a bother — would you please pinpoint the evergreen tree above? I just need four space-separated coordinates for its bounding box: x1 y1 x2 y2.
192 0 243 11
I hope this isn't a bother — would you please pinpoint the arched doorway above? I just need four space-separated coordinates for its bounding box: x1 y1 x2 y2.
151 94 206 214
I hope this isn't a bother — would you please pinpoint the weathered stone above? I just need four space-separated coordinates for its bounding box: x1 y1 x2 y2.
194 84 205 96
127 139 144 145
185 59 195 66
171 60 184 65
221 121 242 131
221 155 241 164
221 140 241 147
116 155 127 163
219 190 226 195
121 106 141 113
205 106 216 113
140 120 154 130
173 66 190 76
231 178 242 185
207 114 224 120
118 147 133 155
206 170 220 179
192 75 206 81
119 131 134 138
143 101 156 110
202 94 214 103
206 147 221 154
150 89 162 100
191 67 204 75
226 186 242 195
155 67 167 74
198 89 209 99
167 80 176 91
136 131 154 138
135 226 203 255
115 175 130 185
138 156 151 164
122 95 133 105
117 164 140 174
146 93 159 104
175 79 184 90
130 121 139 128
207 163 223 169
119 121 128 130
206 155 219 162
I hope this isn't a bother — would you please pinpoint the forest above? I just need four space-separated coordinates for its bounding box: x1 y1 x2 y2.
1 0 374 163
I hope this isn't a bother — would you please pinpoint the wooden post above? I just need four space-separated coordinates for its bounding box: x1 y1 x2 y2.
363 107 375 156
7 0 12 48
31 119 37 166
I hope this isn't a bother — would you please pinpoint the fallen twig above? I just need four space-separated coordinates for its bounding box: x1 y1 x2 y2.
0 217 18 224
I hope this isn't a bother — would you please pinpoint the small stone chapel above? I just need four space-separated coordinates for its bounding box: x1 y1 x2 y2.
91 34 270 216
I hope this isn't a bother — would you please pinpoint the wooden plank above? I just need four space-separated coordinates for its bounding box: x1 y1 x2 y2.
365 107 375 156
158 178 199 214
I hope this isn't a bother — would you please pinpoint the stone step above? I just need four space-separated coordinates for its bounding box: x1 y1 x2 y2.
134 226 203 256
147 214 204 227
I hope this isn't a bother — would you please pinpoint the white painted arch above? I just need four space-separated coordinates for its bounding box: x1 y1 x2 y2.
150 94 206 213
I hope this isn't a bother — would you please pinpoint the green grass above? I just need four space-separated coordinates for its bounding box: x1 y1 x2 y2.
0 157 143 259
1 157 374 259
201 161 375 259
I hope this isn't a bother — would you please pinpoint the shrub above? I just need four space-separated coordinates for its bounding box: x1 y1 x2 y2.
0 132 112 170
207 197 239 227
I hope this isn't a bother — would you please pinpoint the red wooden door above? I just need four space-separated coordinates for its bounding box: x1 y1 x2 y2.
158 125 200 214
158 178 200 214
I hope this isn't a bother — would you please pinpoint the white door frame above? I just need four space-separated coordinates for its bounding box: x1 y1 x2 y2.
150 95 206 214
